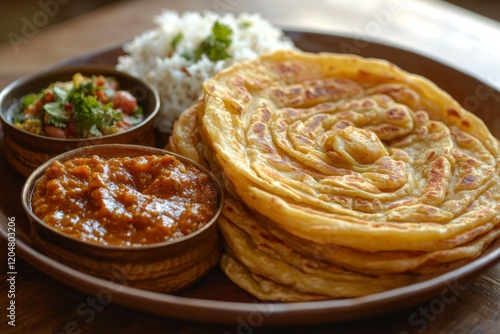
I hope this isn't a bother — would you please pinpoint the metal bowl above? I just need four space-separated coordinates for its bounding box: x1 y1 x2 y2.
0 66 160 177
21 144 224 293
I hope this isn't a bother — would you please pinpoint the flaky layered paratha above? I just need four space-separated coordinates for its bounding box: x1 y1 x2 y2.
167 49 500 301
200 50 500 250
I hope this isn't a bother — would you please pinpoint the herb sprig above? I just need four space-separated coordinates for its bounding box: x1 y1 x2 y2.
69 90 122 137
182 21 233 62
43 101 68 127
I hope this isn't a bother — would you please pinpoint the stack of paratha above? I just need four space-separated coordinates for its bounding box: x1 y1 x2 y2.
166 50 500 301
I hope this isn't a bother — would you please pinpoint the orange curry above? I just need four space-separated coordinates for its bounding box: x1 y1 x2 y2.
32 154 218 246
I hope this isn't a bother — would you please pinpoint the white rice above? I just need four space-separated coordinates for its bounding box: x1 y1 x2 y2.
116 10 296 133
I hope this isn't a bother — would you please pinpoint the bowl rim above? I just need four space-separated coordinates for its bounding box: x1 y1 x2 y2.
0 65 160 142
21 144 224 251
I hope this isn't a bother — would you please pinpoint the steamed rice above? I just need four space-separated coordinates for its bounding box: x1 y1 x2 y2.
116 10 296 133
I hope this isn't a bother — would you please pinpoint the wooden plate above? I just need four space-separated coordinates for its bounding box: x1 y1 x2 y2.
1 30 499 325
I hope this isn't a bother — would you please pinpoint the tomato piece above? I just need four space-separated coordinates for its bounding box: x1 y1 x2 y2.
64 102 73 112
117 119 132 130
45 126 67 138
113 91 138 115
95 75 106 87
44 88 55 102
35 99 44 113
96 89 109 104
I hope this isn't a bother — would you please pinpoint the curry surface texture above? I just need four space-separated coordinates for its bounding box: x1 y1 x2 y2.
167 50 500 301
32 154 218 246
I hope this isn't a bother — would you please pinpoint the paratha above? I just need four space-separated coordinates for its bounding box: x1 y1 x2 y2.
200 50 500 251
167 49 500 301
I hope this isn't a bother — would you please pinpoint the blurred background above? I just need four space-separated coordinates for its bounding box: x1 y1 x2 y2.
0 0 498 46
0 0 122 46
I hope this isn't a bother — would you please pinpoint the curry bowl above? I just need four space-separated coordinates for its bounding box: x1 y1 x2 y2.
0 66 160 177
21 144 224 293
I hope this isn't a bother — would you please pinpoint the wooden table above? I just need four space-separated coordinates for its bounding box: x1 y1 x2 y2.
1 0 499 333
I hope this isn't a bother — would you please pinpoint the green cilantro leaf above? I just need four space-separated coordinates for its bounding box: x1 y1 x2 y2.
88 123 101 137
212 21 232 44
127 106 144 126
44 101 68 127
10 102 27 124
53 86 69 102
10 94 35 124
71 91 122 138
183 21 233 62
22 93 37 109
80 80 94 94
171 32 183 50
238 21 252 29
181 51 194 61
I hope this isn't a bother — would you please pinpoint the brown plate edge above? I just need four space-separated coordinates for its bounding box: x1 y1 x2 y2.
1 222 499 326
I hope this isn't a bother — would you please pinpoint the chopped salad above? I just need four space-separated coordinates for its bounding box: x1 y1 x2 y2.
11 73 144 139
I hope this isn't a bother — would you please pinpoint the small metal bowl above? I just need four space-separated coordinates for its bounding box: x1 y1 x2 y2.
0 66 160 177
21 144 223 293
